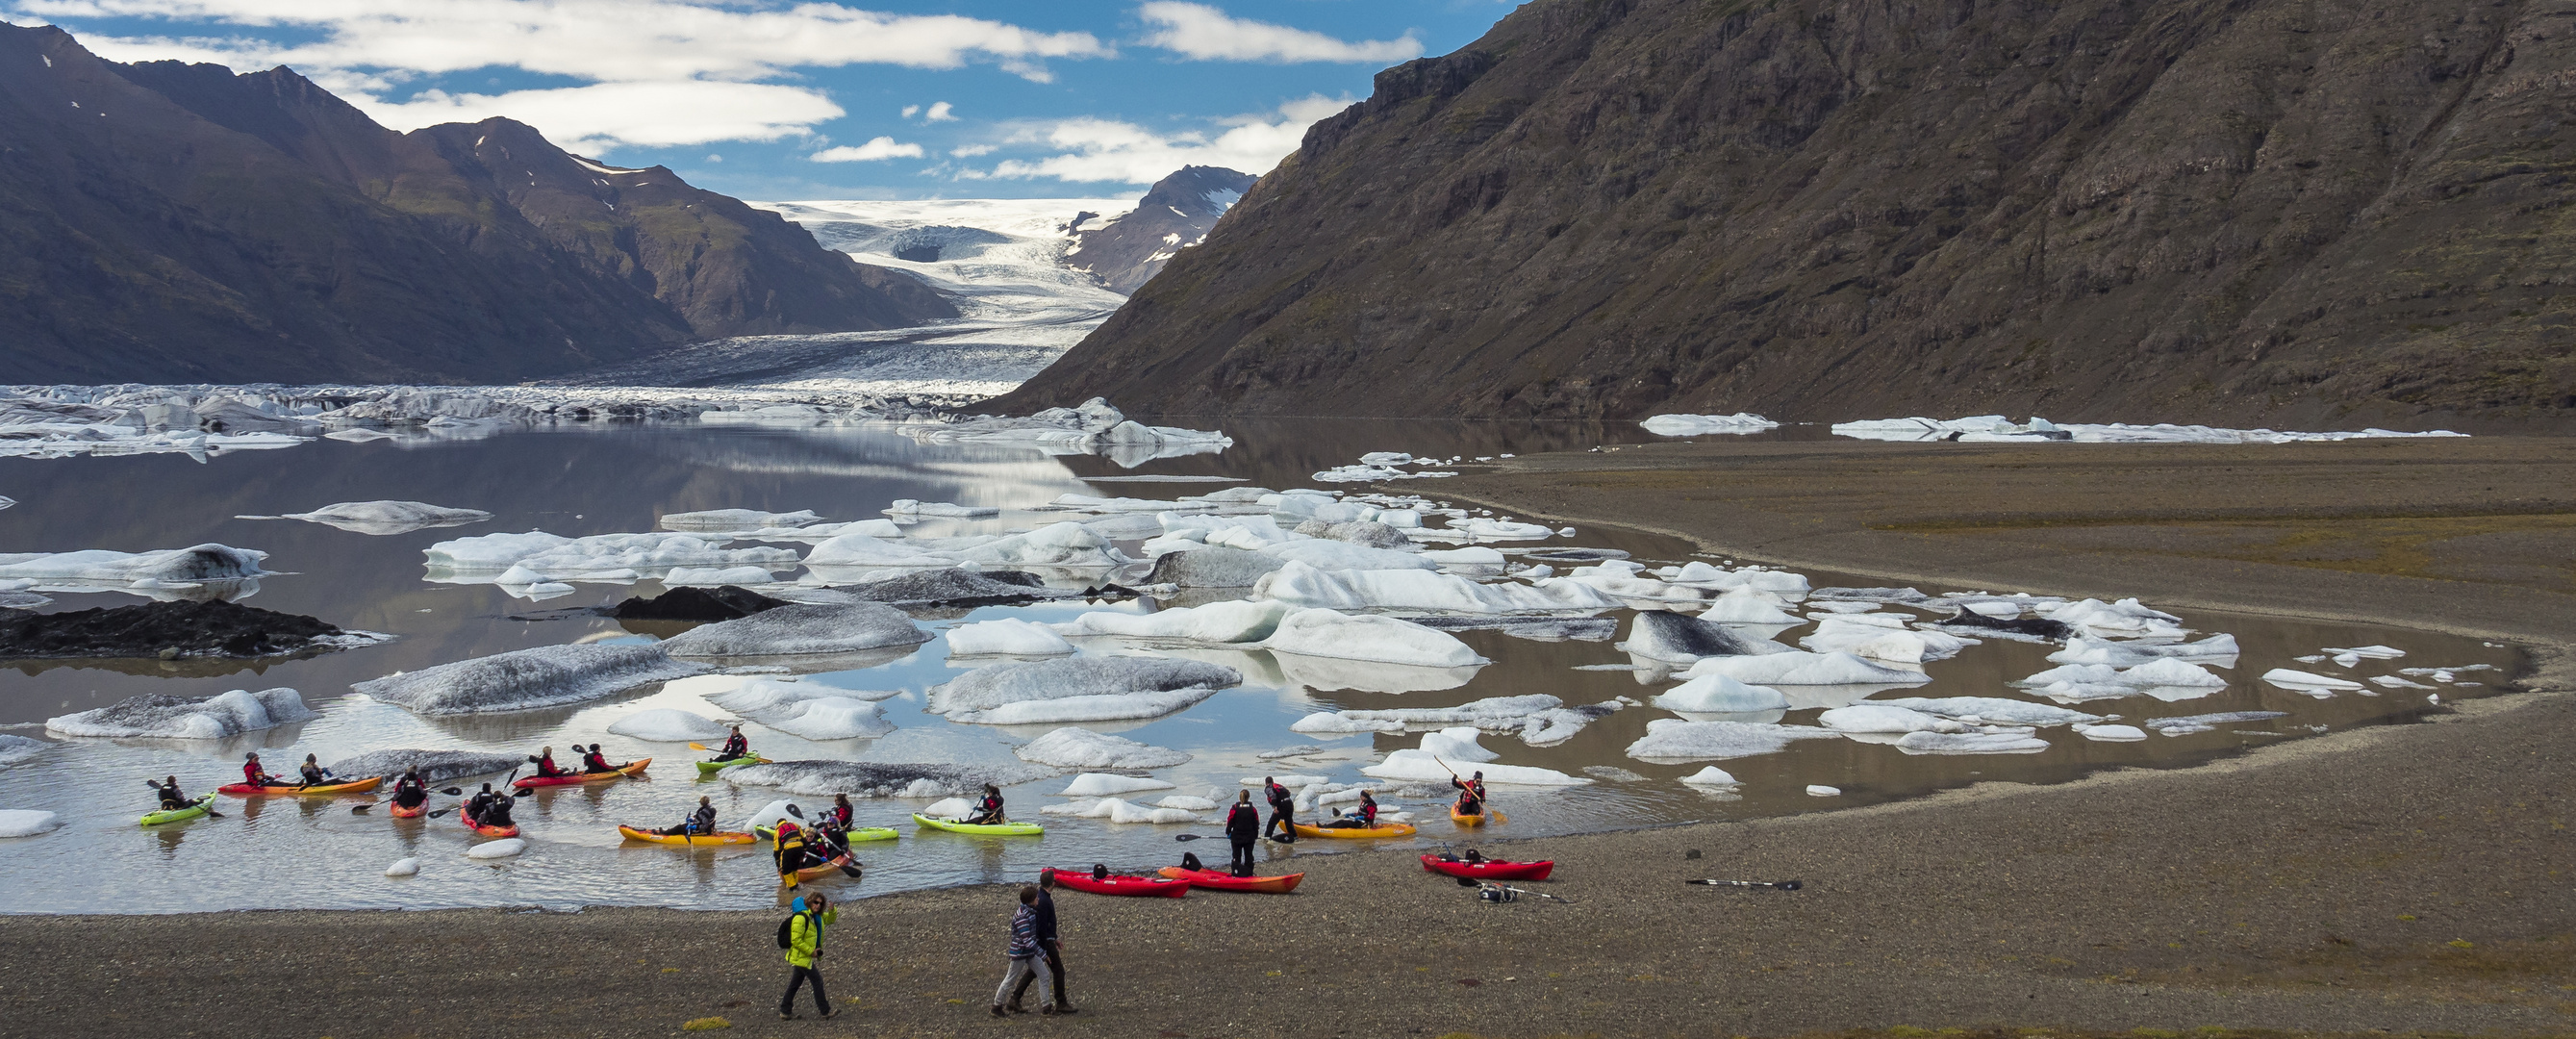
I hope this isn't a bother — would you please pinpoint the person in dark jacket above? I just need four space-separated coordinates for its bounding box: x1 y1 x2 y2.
719 726 750 761
148 775 190 810
1008 870 1073 1014
1224 790 1263 875
295 753 330 789
580 744 615 773
660 796 718 836
966 784 1006 824
1452 772 1487 816
1263 776 1296 843
528 746 567 778
1323 790 1378 828
391 769 429 810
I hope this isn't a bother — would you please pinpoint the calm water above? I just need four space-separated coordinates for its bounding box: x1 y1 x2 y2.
0 419 2519 912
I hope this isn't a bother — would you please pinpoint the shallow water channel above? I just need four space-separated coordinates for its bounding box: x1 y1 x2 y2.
0 418 2521 912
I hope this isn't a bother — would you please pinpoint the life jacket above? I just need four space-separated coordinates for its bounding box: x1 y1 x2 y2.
243 761 265 785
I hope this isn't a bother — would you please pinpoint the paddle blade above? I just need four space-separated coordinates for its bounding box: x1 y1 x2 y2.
840 865 864 879
785 803 806 819
1174 833 1209 842
689 742 711 751
350 804 370 814
427 809 452 819
439 787 464 796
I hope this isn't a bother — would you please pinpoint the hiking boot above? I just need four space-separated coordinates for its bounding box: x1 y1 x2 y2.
1006 1001 1028 1014
778 1012 796 1021
1053 1002 1079 1015
1041 1005 1058 1016
990 1004 1006 1018
820 1008 839 1020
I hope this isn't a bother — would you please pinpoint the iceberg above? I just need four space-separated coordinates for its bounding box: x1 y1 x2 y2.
1014 727 1191 770
1624 719 1841 762
905 399 1229 463
46 688 315 739
1042 797 1200 824
2260 668 2366 694
929 657 1239 725
326 749 523 784
826 568 1065 607
1639 413 1780 436
0 544 267 595
1699 588 1804 624
385 858 420 877
1053 599 1293 645
1288 694 1620 747
0 811 63 838
1653 674 1790 713
2040 598 2188 640
1418 726 1499 762
1679 651 1930 686
1364 749 1589 786
606 708 732 742
2046 634 2239 667
660 509 824 531
956 522 1126 568
1258 540 1435 572
803 534 956 569
242 500 492 535
2014 658 2230 700
657 603 928 659
1679 766 1739 786
466 838 526 859
678 674 899 742
1144 546 1284 587
1058 773 1177 797
947 618 1076 657
726 760 1054 798
1815 704 1942 733
1253 561 1617 613
1893 731 2049 754
424 531 797 586
2074 723 2148 742
1624 610 1785 663
1870 697 2101 727
355 645 706 715
1262 609 1486 668
1799 618 1977 664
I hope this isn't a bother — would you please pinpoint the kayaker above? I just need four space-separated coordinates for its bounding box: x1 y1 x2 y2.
148 775 190 810
827 793 855 829
777 892 837 1021
241 752 283 788
774 820 811 885
1263 776 1296 843
480 787 516 827
1224 789 1262 875
808 816 848 860
391 769 429 811
581 744 616 773
965 784 1006 825
295 753 331 789
992 886 1056 1017
719 726 750 761
1007 870 1072 1015
528 746 568 778
1323 789 1379 829
1452 772 1487 816
660 796 719 836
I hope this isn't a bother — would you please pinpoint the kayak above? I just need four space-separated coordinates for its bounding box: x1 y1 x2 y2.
1292 821 1416 840
390 799 427 818
513 758 650 789
464 813 519 839
1048 870 1188 898
618 824 756 847
784 852 860 883
139 795 214 826
913 813 1043 836
1155 867 1303 894
695 755 767 774
1451 806 1486 826
1420 854 1554 881
757 824 898 844
217 776 383 797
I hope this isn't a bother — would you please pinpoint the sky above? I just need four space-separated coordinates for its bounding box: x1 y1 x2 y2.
6 0 1523 201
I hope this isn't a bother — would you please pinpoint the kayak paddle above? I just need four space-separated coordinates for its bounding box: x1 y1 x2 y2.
1459 877 1573 904
1686 878 1804 891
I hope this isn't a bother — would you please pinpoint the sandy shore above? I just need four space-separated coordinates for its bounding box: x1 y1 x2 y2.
4 435 2570 1038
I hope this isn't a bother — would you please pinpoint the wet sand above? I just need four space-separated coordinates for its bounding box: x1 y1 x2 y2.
5 435 2571 1038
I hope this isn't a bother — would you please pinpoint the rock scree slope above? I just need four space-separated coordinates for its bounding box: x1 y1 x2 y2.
998 0 2576 428
0 22 953 385
1067 165 1259 294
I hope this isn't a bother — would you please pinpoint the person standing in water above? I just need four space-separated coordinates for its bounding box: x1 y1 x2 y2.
778 892 837 1021
1263 776 1296 843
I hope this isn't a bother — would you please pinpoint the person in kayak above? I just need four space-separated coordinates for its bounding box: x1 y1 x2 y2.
581 744 616 773
295 753 332 789
1322 790 1379 828
1224 789 1262 875
148 775 191 810
1263 776 1296 843
660 796 719 836
1007 869 1072 1015
391 769 429 811
466 783 516 828
528 746 568 778
807 816 848 861
827 793 855 829
777 892 837 1021
718 726 750 761
1452 772 1488 816
965 784 1006 824
241 752 283 788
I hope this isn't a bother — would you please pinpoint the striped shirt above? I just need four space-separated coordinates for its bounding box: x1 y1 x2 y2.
1007 903 1039 958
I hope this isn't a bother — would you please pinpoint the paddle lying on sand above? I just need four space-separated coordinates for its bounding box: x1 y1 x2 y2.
141 780 223 819
1454 875 1574 903
1687 878 1804 891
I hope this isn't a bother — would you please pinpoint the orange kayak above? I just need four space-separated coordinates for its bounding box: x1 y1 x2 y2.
1292 821 1416 840
618 824 756 847
390 800 427 818
513 759 649 789
464 813 518 838
218 776 383 797
785 852 859 883
1156 867 1303 894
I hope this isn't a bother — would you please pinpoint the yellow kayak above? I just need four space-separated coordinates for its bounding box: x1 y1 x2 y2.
617 824 757 846
1292 821 1417 840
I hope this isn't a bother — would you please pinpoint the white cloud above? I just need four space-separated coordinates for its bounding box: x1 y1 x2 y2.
705 154 722 163
354 81 845 151
811 136 925 163
949 143 998 158
1137 2 1420 63
972 94 1351 185
901 104 921 118
923 100 956 122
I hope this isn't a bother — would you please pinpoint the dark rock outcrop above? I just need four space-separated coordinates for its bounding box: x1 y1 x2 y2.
1067 165 1257 293
998 0 2576 429
835 568 1059 608
0 23 954 385
0 600 351 659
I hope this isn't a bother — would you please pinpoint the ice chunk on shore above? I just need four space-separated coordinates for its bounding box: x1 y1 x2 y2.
0 544 267 593
1640 413 1780 436
2144 711 2287 735
727 760 1053 798
327 749 523 783
947 619 1075 657
1832 415 2467 444
1059 773 1177 797
466 838 525 859
1679 766 1739 786
1625 719 1841 762
1654 674 1790 713
1816 704 1941 733
930 657 1239 724
0 811 63 838
1264 609 1485 668
2260 669 2366 694
245 501 492 535
1680 651 1930 687
1015 727 1191 770
607 708 731 742
1624 610 1785 663
47 688 315 739
1255 561 1616 613
1365 749 1589 786
1894 731 2049 754
661 509 824 531
1873 697 2100 726
658 602 929 659
355 645 706 715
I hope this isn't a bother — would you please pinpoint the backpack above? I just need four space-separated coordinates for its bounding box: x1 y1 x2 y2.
775 911 807 950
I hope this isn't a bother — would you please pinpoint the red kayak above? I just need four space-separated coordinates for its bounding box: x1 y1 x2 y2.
389 800 427 819
1420 854 1553 881
512 758 649 789
464 813 519 838
1046 870 1188 899
1155 867 1303 894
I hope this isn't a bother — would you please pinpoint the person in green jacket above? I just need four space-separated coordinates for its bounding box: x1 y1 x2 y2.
778 892 838 1021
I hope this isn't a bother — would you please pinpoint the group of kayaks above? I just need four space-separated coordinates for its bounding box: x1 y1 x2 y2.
1030 852 1556 900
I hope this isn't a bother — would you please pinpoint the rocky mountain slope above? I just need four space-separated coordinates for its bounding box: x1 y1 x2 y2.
998 0 2576 427
0 23 952 385
1066 165 1257 293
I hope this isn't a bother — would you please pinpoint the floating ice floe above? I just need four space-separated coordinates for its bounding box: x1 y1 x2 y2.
1041 798 1200 824
384 857 420 877
2038 598 2188 640
1639 413 1780 436
676 674 899 741
1810 586 1933 605
1425 518 1555 542
2013 658 2231 702
1799 617 1977 664
929 657 1240 725
1679 651 1931 687
1806 785 1841 797
1420 726 1499 762
0 735 47 769
1054 599 1292 644
423 531 797 591
1259 540 1435 572
1831 415 2467 444
2260 668 2366 695
2143 711 2288 735
885 499 1001 520
1624 719 1842 762
2074 723 2148 742
1262 609 1486 668
947 619 1076 657
1015 727 1191 770
1143 546 1284 587
0 811 63 837
355 645 707 715
1654 674 1790 713
905 399 1230 464
1700 588 1805 624
2367 674 2438 690
46 688 315 739
1893 731 2050 754
1623 610 1789 663
1253 561 1617 614
0 544 268 596
1869 697 2100 727
662 566 786 587
1816 704 1942 733
2323 645 2405 659
2046 634 2239 667
466 839 526 859
1058 773 1177 797
727 760 1054 798
606 708 732 742
1402 615 1620 642
821 568 1070 608
657 602 928 659
660 509 824 532
1365 740 1590 786
326 749 524 783
1679 766 1739 786
238 500 492 535
1290 694 1621 747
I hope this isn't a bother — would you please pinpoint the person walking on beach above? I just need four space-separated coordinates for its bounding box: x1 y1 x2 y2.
993 886 1056 1017
1224 790 1262 874
1263 776 1296 843
1008 871 1073 1014
778 892 837 1021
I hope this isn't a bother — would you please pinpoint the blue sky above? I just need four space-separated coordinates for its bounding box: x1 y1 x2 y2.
9 1 1522 200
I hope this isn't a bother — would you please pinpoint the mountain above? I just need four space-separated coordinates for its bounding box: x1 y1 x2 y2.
1064 165 1257 294
0 23 952 386
996 0 2576 428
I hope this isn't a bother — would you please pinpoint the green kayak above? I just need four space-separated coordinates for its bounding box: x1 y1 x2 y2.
695 755 767 775
756 824 898 843
140 795 214 826
913 813 1043 836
